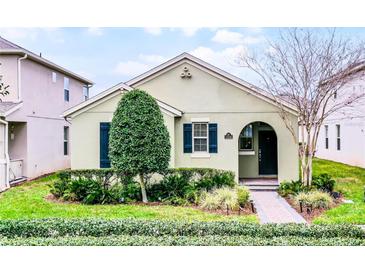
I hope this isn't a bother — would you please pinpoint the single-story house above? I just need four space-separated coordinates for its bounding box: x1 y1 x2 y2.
63 53 299 183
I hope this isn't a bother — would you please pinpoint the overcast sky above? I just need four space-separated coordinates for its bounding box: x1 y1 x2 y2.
1 27 364 96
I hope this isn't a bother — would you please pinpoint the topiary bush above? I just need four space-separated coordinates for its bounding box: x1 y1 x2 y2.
109 89 171 203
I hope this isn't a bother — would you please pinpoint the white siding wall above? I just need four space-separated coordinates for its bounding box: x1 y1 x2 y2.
316 72 365 167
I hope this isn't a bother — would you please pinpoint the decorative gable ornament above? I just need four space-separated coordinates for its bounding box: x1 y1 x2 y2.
180 66 192 79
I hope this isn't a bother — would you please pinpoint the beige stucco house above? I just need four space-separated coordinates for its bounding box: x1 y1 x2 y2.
63 53 299 183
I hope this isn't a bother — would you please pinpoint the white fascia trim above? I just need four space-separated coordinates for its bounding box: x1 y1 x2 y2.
0 49 94 85
157 100 182 117
191 117 210 123
63 89 124 118
63 83 132 118
126 53 298 115
0 102 23 117
63 83 182 119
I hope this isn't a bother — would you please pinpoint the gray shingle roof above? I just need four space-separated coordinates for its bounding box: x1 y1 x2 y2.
0 37 21 49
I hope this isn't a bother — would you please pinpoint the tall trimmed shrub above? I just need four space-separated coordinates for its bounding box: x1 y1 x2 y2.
109 89 171 202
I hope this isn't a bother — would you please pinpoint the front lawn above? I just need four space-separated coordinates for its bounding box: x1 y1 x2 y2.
0 175 257 223
312 158 365 224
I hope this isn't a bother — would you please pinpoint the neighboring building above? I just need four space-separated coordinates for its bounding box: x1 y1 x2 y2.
0 37 93 192
316 68 365 168
63 53 299 183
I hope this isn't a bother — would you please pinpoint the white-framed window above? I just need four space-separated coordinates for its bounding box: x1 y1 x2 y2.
52 72 57 83
64 77 70 102
336 124 341 150
239 124 253 150
83 85 89 101
325 125 329 149
64 126 69 155
193 123 208 152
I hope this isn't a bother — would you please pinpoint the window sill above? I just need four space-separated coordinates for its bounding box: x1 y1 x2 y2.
191 153 211 159
239 150 255 156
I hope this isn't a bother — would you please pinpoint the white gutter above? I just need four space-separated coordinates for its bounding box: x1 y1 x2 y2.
0 119 10 190
1 49 94 85
17 53 27 102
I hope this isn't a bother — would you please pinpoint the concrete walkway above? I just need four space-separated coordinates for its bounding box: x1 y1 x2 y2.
250 191 307 224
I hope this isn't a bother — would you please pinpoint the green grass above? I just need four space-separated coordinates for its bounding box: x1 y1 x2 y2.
0 175 257 222
313 158 365 224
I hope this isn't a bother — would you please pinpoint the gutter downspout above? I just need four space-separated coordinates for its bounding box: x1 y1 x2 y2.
0 118 10 190
17 54 28 102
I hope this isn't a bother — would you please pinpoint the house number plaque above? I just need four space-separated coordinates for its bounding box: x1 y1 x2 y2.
224 132 233 139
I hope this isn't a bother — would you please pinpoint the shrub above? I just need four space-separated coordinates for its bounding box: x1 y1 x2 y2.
51 170 139 204
109 89 171 203
2 235 365 246
0 219 363 239
200 191 221 210
51 168 235 205
148 168 236 205
294 191 333 209
200 187 239 211
278 180 306 197
312 173 335 193
236 186 250 207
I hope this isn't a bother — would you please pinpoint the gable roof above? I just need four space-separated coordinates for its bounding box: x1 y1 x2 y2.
126 52 298 114
63 52 298 118
62 82 182 118
0 36 94 85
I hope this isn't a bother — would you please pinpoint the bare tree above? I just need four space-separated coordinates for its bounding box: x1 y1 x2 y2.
236 28 365 186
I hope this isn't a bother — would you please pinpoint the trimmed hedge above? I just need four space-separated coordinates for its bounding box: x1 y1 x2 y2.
0 219 363 239
1 235 364 246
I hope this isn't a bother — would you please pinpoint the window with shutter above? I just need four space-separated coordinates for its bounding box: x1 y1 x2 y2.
100 123 111 168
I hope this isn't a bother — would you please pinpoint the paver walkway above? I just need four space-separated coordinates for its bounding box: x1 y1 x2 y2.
250 191 307 224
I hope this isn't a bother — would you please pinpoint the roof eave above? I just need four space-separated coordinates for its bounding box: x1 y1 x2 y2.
0 49 94 85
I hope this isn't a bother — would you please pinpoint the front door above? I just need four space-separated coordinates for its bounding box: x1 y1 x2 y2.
258 130 278 175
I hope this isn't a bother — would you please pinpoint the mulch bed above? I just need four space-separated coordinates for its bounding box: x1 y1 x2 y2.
285 196 343 223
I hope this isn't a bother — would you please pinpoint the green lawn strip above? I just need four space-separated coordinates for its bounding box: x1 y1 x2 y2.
312 158 365 224
0 176 257 223
1 235 363 246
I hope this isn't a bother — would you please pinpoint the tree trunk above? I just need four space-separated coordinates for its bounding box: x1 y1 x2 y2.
139 174 148 203
307 154 313 186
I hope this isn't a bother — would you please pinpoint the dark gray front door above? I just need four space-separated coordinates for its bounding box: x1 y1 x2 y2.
258 131 278 175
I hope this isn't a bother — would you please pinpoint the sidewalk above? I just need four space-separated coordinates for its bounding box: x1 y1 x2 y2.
250 191 307 224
